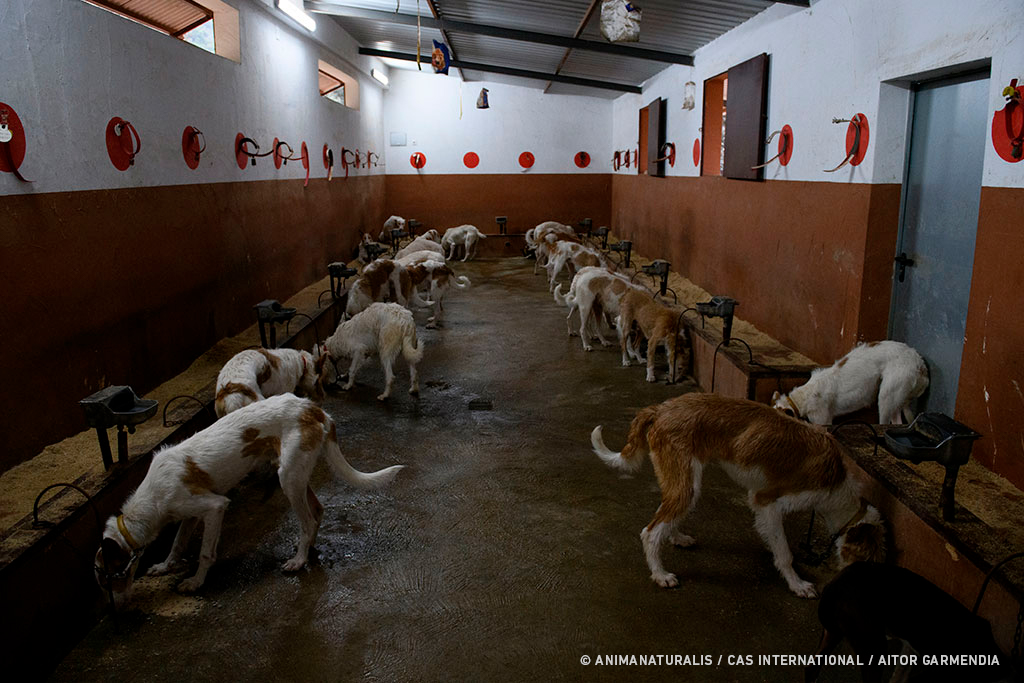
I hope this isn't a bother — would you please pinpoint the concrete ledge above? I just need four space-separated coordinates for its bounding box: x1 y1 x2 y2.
682 315 815 402
0 296 344 681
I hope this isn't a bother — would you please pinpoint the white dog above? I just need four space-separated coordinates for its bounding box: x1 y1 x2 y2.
404 261 470 328
94 394 403 606
592 393 885 597
396 249 446 267
322 302 423 400
345 259 432 318
772 341 929 425
379 215 406 241
441 224 487 261
529 222 578 274
215 347 328 417
394 231 443 260
554 267 642 351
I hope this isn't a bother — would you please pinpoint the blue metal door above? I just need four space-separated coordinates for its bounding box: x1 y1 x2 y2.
889 71 988 414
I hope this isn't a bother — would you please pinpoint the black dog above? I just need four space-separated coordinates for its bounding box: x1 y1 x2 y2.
806 562 1008 683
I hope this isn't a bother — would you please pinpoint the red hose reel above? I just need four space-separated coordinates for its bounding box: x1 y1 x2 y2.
106 116 141 171
0 102 30 182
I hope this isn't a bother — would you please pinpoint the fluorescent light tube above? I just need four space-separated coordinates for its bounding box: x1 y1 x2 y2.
277 0 316 32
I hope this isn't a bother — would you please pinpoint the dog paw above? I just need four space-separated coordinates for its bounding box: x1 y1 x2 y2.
583 345 593 352
147 561 182 576
341 383 354 392
376 393 390 401
790 580 818 599
670 533 696 548
652 572 679 589
282 557 306 572
426 322 438 329
646 373 657 383
409 387 420 396
621 360 631 367
601 340 615 347
177 576 205 593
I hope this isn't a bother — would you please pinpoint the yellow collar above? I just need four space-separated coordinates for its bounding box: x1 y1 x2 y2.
784 394 802 419
117 514 141 551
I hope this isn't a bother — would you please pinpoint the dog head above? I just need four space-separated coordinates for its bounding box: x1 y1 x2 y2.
423 229 440 243
834 505 886 567
94 521 142 608
772 390 804 420
297 349 329 403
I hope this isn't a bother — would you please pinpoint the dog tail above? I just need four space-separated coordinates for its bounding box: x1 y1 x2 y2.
453 275 471 289
402 327 424 365
553 283 568 306
592 408 656 473
410 288 434 308
324 425 404 489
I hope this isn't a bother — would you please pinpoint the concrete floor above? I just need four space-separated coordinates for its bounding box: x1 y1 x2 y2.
53 259 861 682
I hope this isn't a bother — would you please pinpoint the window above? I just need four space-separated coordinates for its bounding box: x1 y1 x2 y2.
81 0 240 62
702 53 770 181
318 60 360 110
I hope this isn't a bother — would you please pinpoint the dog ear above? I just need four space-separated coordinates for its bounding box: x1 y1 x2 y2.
771 391 780 402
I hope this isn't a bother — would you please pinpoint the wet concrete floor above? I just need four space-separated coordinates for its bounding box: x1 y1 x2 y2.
53 259 860 682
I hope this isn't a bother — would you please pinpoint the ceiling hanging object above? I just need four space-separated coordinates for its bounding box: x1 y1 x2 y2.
600 0 642 43
477 88 490 109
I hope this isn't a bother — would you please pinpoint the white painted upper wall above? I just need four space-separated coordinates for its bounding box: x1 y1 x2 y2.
612 0 1024 188
382 68 613 175
0 0 389 196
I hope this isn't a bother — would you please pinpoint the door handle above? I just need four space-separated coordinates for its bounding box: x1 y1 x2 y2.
894 252 915 282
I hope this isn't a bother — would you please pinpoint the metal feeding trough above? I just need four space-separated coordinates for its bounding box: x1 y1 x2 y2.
254 299 296 348
696 296 739 344
593 225 610 249
407 219 422 236
578 218 593 237
609 239 632 267
80 386 158 470
495 216 507 235
363 243 387 261
642 260 671 297
884 413 981 522
328 262 358 300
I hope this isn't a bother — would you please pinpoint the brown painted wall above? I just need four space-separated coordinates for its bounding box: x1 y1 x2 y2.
958 186 1024 489
610 174 902 364
384 173 612 234
1 176 384 473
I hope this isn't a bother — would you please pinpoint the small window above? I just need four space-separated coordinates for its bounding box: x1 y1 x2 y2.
318 60 359 110
81 0 239 62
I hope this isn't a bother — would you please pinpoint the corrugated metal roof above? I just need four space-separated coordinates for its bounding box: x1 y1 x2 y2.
324 0 786 94
85 0 211 36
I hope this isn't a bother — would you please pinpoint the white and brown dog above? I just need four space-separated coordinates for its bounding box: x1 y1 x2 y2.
773 341 929 425
394 230 443 260
94 394 403 606
531 225 579 274
404 260 470 328
545 241 607 291
345 259 432 318
592 393 885 598
215 347 328 417
396 249 446 267
554 266 643 351
441 224 487 261
616 288 690 383
322 302 423 400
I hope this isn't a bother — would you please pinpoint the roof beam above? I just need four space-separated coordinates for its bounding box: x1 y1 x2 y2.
358 48 642 94
310 2 693 65
543 0 600 94
772 1 810 6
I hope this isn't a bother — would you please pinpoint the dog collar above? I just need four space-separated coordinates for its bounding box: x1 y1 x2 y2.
784 394 802 419
117 514 142 551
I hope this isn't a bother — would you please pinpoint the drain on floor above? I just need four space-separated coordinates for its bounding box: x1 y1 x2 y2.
468 399 493 411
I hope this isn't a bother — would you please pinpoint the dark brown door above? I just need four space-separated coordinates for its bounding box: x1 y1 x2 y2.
723 53 769 181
